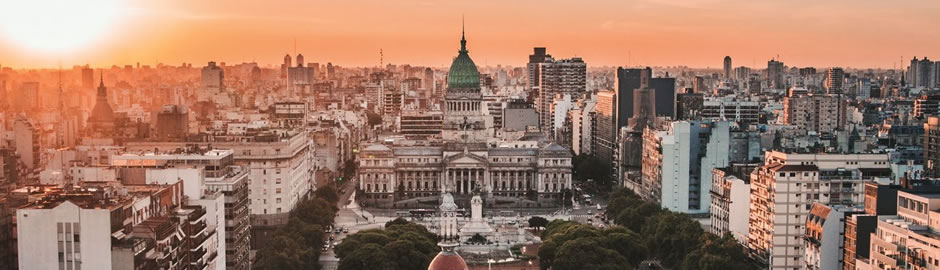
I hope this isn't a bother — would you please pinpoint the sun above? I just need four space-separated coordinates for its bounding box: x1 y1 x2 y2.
0 0 122 53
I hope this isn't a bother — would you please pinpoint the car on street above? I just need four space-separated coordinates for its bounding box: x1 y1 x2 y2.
342 228 349 233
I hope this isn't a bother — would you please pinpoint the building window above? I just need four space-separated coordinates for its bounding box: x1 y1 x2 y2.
276 188 282 194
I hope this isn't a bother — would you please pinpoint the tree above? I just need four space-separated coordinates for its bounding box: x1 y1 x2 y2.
315 185 339 204
640 211 705 268
292 198 337 227
528 216 549 231
682 233 753 270
366 112 382 127
541 188 757 270
552 237 630 270
337 243 389 270
335 219 438 270
253 234 317 270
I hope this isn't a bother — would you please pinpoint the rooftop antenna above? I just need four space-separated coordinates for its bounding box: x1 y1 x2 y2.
380 49 384 68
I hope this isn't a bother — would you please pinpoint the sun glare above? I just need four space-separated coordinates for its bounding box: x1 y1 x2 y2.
0 0 122 53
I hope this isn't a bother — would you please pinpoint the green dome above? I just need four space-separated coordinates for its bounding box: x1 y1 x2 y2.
447 33 480 89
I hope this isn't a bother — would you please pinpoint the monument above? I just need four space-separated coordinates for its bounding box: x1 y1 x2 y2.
440 193 459 240
459 194 494 240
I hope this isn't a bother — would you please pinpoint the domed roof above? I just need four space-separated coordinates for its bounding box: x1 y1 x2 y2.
88 77 115 125
428 244 468 270
447 28 480 90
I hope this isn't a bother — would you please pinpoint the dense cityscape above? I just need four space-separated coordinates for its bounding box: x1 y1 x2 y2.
1 1 940 270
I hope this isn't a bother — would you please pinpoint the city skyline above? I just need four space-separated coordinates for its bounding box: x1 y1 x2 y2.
2 0 939 69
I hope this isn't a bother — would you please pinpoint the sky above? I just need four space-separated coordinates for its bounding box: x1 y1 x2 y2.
1 0 939 69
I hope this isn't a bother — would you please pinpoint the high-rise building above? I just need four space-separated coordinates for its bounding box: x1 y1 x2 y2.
111 150 252 270
908 57 938 89
913 93 940 119
867 190 940 270
734 66 752 81
527 47 553 89
650 77 676 118
825 67 845 94
13 115 39 170
80 66 94 90
783 94 846 134
747 151 890 269
154 105 189 141
709 167 751 243
676 89 704 121
287 54 315 93
594 91 617 165
701 97 760 125
640 121 734 214
924 117 940 177
629 87 656 129
424 67 434 93
202 61 224 93
15 82 39 112
537 58 587 131
615 67 651 128
802 203 863 270
767 59 786 89
723 56 732 79
692 75 706 94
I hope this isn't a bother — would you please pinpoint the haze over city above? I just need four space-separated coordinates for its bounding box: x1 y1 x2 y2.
2 1 940 270
2 0 940 69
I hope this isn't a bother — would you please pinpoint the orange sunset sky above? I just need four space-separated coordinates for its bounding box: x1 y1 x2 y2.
1 0 939 69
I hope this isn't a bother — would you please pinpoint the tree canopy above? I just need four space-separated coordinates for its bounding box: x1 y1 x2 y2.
540 189 757 270
253 198 338 270
334 218 439 270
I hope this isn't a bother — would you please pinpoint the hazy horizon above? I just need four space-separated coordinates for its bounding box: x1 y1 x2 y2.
2 0 939 69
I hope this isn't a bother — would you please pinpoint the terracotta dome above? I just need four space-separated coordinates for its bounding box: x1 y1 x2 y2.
428 243 468 270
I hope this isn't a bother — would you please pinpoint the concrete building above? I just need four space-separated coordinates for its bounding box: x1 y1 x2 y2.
400 111 443 140
709 167 751 243
724 56 733 80
649 77 676 118
925 117 940 178
767 59 786 89
843 182 899 270
287 54 315 93
702 97 760 125
111 149 251 270
615 67 651 126
640 121 734 214
537 58 587 132
127 130 314 227
502 101 538 133
15 183 221 270
568 97 595 155
747 151 891 269
825 67 845 95
526 47 553 90
357 142 571 208
913 93 940 120
802 203 863 270
13 115 39 170
783 94 847 134
908 57 938 89
154 105 188 141
594 91 617 165
868 190 940 270
201 61 225 97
